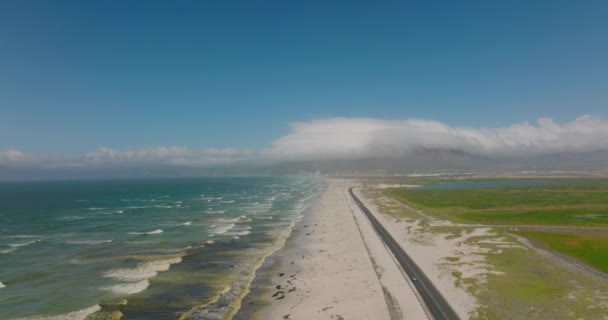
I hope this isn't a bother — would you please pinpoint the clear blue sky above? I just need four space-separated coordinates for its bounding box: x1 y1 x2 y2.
1 0 607 154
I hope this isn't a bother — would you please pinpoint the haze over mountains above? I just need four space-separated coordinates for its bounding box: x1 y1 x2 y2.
2 116 608 180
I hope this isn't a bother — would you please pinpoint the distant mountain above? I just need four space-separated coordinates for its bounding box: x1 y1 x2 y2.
1 149 607 181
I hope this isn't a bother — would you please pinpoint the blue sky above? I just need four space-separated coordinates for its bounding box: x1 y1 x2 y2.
1 1 607 154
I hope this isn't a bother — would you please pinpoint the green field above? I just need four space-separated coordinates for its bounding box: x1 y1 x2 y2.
517 231 608 273
371 178 608 318
385 179 608 226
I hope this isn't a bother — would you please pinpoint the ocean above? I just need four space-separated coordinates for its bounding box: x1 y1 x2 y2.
0 176 324 320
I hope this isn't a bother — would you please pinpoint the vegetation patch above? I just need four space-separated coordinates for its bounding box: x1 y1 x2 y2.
517 231 608 274
385 179 608 226
366 179 608 319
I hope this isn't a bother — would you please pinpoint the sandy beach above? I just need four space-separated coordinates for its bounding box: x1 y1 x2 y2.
253 179 428 320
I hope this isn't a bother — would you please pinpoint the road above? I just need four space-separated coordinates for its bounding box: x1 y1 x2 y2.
349 187 460 320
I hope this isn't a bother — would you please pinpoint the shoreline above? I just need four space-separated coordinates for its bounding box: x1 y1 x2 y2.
240 179 427 320
234 188 323 319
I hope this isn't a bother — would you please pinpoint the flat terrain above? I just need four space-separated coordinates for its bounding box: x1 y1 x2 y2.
365 177 608 319
385 179 608 226
517 231 608 273
383 179 608 274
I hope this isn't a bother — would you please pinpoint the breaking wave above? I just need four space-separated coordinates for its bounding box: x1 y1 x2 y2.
66 239 113 245
128 229 163 235
9 240 40 248
102 256 183 295
14 304 101 320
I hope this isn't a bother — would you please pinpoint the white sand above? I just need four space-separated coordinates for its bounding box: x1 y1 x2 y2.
356 189 532 319
257 179 427 320
345 187 429 320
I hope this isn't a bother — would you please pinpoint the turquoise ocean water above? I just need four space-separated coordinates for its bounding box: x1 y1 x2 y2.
0 177 324 320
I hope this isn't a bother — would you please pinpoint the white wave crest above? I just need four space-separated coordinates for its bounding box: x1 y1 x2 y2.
102 256 182 295
103 256 183 282
14 304 101 320
209 223 235 235
181 221 192 226
205 210 225 214
9 240 40 248
128 229 163 235
66 239 113 245
102 279 150 295
0 281 5 288
156 245 192 253
226 225 252 237
227 230 251 237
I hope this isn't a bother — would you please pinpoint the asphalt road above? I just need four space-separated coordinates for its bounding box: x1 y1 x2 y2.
349 187 460 320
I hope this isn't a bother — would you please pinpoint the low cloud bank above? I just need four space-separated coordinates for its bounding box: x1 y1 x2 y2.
2 115 608 170
270 115 608 160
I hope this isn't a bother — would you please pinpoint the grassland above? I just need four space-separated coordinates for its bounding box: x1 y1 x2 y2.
364 184 608 319
368 178 608 319
517 231 608 273
385 179 608 226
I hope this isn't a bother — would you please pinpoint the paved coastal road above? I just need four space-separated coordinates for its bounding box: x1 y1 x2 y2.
349 187 460 320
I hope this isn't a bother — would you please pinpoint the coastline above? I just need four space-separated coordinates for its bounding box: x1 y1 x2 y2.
238 179 428 320
234 188 323 319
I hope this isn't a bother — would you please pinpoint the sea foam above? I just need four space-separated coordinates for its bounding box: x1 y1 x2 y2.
206 210 226 214
128 229 163 235
102 256 182 295
0 281 5 288
14 304 101 320
103 256 183 282
209 217 251 236
9 240 39 248
209 223 235 235
103 279 150 295
66 239 112 245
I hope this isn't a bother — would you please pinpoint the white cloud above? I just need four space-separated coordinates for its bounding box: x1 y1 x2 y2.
2 115 608 169
268 115 608 159
0 149 27 162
